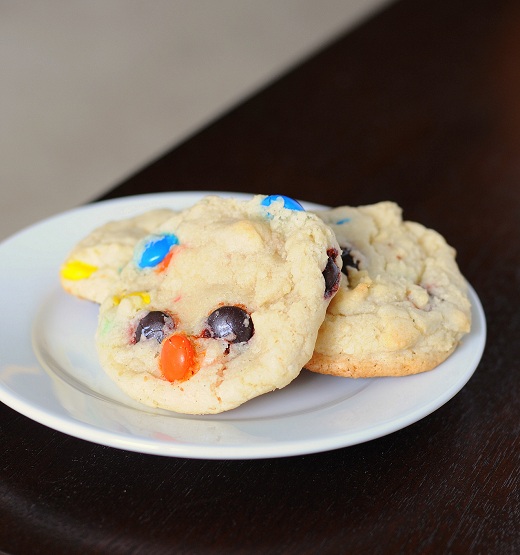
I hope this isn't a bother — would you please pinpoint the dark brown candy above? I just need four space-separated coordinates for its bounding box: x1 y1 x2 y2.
135 311 175 343
323 249 341 298
340 247 359 275
207 306 254 343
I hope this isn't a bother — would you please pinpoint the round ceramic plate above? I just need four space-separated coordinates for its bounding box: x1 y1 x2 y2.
0 192 486 459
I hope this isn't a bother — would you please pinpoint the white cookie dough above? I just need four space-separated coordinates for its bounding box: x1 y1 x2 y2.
308 202 471 377
96 195 341 414
60 209 175 303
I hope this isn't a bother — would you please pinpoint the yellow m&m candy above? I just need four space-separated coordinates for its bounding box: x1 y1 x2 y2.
60 260 98 281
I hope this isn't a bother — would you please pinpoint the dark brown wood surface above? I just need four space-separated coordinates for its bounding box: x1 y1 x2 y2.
2 0 519 553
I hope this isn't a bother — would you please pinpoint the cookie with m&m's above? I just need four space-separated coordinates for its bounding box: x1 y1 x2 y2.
95 195 342 414
307 201 471 378
60 209 175 303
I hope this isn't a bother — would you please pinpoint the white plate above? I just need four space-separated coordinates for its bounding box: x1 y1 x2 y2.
0 192 486 459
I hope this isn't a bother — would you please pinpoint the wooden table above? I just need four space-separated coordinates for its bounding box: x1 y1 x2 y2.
2 0 519 552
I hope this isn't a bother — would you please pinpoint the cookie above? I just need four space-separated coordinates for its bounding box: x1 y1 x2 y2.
60 208 175 303
307 201 471 377
95 195 342 414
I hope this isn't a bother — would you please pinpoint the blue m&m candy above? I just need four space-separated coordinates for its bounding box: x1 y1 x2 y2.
260 195 305 212
138 233 179 268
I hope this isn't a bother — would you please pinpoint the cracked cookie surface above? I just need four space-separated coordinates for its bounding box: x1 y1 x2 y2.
95 195 341 414
308 202 471 377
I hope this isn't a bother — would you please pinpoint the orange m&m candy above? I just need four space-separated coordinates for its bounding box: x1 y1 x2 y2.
160 334 195 382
